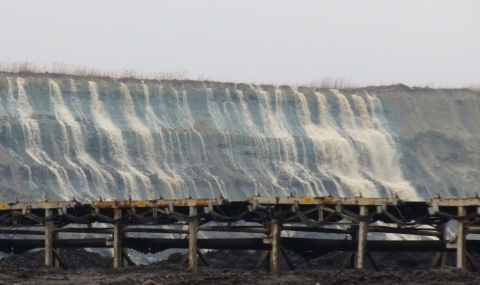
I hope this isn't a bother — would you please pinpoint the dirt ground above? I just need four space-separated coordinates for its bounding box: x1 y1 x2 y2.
1 249 480 284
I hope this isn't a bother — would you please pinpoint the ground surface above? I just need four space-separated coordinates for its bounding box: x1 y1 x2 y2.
1 249 480 284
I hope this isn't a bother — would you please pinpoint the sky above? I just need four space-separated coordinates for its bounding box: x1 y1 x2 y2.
0 0 479 87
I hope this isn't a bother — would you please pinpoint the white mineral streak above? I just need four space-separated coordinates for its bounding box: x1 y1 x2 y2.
0 77 418 201
6 78 74 198
87 81 153 198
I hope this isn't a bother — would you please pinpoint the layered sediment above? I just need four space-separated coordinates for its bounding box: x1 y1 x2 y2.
0 73 478 201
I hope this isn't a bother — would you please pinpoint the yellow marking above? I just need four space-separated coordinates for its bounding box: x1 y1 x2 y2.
358 198 367 205
187 199 196 206
0 203 8 210
138 200 146 207
44 202 50 209
303 197 313 204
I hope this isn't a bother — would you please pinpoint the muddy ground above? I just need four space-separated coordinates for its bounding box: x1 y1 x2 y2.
1 249 480 284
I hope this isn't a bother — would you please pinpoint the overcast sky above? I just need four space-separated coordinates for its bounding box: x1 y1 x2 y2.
1 1 479 87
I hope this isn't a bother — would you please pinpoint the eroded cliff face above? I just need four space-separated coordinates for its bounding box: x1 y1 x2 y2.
363 86 480 199
0 73 478 201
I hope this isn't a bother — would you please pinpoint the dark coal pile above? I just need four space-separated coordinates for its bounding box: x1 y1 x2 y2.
0 248 112 270
1 249 480 284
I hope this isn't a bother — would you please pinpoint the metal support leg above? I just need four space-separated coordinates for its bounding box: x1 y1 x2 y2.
113 208 123 269
366 250 379 271
253 251 269 270
121 248 136 266
45 209 54 267
280 245 296 271
270 219 281 272
53 232 60 268
265 222 271 271
338 252 354 270
188 206 198 270
427 253 442 270
318 205 324 222
466 252 479 271
197 248 209 267
457 206 466 269
440 223 447 267
355 206 368 269
123 231 130 267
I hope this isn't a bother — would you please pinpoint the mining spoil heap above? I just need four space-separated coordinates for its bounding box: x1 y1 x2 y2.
0 73 479 202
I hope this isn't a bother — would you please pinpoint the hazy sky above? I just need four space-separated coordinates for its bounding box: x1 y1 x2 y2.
1 1 479 86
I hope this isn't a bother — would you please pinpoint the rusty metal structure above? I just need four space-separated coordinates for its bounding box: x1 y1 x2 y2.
1 196 480 271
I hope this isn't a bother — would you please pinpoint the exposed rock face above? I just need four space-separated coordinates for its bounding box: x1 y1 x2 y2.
0 73 478 201
359 86 480 199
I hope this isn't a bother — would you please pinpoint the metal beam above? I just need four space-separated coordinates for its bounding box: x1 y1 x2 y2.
429 198 480 207
123 228 189 234
55 228 114 234
249 196 399 206
198 226 269 234
0 198 226 211
93 198 226 209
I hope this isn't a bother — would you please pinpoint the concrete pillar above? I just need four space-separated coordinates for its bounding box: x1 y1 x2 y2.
457 206 466 269
45 209 54 267
113 208 123 269
355 206 368 269
188 206 198 269
270 219 281 272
